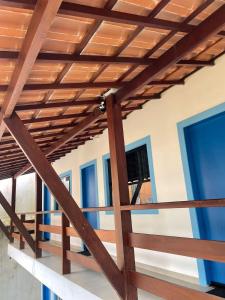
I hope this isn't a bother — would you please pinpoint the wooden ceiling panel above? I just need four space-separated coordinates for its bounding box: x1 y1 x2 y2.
65 0 108 8
122 27 169 56
190 0 225 25
95 64 130 82
83 22 135 56
113 0 161 16
156 0 205 22
62 63 101 83
79 88 107 98
150 32 186 58
122 65 147 81
17 91 47 104
0 0 224 179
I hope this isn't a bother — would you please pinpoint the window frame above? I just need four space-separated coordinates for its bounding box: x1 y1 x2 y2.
102 136 158 215
54 170 72 214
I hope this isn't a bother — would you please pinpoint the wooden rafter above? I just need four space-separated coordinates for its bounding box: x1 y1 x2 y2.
0 80 184 93
0 51 214 67
0 0 63 140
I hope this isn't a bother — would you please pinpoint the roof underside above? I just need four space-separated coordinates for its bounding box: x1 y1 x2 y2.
0 0 224 180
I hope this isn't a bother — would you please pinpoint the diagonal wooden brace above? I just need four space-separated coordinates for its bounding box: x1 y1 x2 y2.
4 113 125 298
0 218 13 242
0 192 35 251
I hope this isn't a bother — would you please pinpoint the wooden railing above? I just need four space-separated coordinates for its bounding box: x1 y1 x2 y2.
10 200 225 299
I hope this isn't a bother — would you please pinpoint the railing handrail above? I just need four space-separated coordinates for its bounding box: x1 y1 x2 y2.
16 197 225 216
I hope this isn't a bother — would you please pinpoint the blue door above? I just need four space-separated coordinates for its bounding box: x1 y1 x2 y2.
81 163 99 229
184 110 225 285
43 185 51 240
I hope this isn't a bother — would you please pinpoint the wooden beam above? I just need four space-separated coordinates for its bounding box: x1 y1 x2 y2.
106 94 137 299
129 233 225 263
62 213 71 274
0 51 214 67
35 173 42 258
10 177 16 237
14 109 103 177
4 113 125 298
0 0 63 140
120 198 225 211
67 250 101 273
0 219 13 242
114 4 225 103
0 80 182 93
0 192 35 251
129 272 219 300
15 95 161 112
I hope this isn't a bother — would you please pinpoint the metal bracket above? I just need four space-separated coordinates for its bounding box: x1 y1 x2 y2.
99 96 106 112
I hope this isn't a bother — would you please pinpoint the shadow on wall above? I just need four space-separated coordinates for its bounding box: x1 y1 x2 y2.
0 232 41 300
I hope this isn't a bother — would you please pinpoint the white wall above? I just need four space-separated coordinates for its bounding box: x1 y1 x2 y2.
0 54 225 281
0 174 35 224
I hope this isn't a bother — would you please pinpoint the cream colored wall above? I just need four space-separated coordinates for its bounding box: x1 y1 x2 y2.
0 54 224 281
51 54 225 280
0 174 35 224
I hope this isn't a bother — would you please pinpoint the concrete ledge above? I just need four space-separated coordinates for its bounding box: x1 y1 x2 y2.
8 244 100 300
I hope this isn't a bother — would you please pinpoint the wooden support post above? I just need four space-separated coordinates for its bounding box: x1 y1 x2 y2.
35 173 42 258
62 213 71 274
19 214 25 249
0 218 13 242
0 192 35 252
106 94 137 299
10 177 16 239
4 113 124 298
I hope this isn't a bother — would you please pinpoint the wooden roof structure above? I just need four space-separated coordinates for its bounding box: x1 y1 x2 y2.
0 0 224 180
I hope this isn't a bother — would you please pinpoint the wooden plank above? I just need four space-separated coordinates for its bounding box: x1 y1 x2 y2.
38 241 61 257
0 192 35 251
67 250 101 273
106 94 137 299
66 227 116 243
129 233 225 263
5 113 124 298
120 199 225 210
24 223 35 230
129 271 221 300
0 219 13 242
35 173 42 258
114 4 225 103
39 224 61 234
62 213 71 274
0 0 62 140
12 232 20 241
